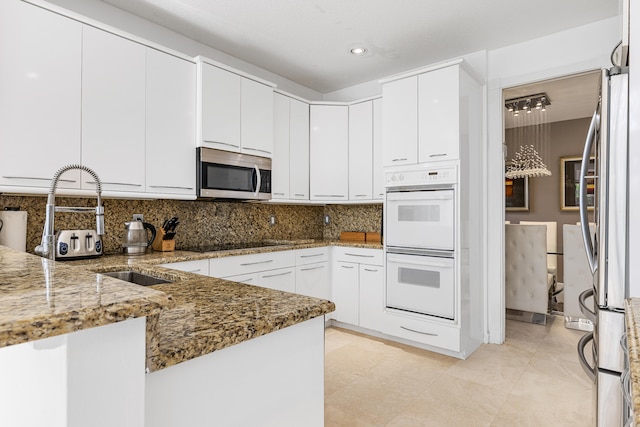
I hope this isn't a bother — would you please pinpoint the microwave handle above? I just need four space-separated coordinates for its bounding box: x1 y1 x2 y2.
254 165 261 197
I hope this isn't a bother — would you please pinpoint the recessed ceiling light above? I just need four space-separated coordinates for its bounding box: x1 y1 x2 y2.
350 47 367 56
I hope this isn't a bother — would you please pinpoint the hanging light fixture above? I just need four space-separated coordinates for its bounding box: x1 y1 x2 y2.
504 93 552 178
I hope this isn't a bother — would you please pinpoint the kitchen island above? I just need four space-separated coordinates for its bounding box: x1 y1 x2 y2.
0 243 336 427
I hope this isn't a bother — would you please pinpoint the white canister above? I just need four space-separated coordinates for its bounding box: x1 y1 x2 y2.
0 210 28 252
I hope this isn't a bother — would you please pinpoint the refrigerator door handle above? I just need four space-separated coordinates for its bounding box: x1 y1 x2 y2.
578 288 597 323
578 332 597 383
579 108 599 274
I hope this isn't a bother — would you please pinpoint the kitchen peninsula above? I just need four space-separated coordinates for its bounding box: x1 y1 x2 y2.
0 244 335 427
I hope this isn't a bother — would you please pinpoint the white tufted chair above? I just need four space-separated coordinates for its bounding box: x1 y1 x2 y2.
505 224 554 323
563 224 596 330
519 221 558 277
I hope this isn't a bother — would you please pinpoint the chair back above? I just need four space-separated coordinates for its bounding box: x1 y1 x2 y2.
520 221 557 273
505 224 550 314
563 224 596 318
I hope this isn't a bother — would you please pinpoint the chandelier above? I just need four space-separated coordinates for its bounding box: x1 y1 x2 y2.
504 93 552 179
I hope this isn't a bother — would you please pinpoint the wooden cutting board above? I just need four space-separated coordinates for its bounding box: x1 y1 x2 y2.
340 231 366 242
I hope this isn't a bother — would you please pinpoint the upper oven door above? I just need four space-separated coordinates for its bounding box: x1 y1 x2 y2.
386 189 455 251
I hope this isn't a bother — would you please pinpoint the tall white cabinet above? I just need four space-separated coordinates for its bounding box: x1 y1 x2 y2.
309 105 349 201
0 0 82 189
348 101 373 200
272 93 310 200
81 26 146 193
382 76 418 167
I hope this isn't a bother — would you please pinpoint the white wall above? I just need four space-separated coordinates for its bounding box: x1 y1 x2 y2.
485 16 621 343
35 0 323 100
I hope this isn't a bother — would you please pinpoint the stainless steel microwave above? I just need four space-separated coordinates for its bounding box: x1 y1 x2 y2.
196 147 271 200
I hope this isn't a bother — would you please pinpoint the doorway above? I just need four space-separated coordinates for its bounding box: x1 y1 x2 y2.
502 71 600 326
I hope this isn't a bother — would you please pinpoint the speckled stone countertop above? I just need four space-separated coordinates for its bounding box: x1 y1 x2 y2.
1 240 375 371
0 245 170 348
625 298 640 425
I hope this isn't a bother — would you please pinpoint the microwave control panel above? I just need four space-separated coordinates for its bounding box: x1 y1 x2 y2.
386 165 457 187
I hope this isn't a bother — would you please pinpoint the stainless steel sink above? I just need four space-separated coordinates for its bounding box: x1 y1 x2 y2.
102 270 171 286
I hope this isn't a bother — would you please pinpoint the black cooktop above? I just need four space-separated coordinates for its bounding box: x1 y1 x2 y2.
178 241 282 253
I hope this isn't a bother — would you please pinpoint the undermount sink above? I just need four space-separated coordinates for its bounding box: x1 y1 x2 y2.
102 270 171 286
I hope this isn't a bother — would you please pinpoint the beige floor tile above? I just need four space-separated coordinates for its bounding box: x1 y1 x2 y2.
504 318 551 353
326 375 417 425
324 364 359 397
325 342 389 377
325 327 362 353
325 403 382 427
492 393 592 427
445 342 533 390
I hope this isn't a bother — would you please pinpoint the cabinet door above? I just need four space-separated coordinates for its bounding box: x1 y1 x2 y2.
0 1 82 190
382 76 418 166
332 261 359 325
289 99 310 200
255 267 296 293
296 262 330 300
241 78 273 157
201 63 241 151
359 264 385 332
310 105 349 201
418 66 459 162
272 93 290 199
160 259 209 276
146 50 196 197
348 101 373 200
82 26 146 192
372 98 385 200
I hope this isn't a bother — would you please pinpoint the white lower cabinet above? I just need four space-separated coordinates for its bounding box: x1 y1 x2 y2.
295 247 330 300
331 247 384 327
381 312 461 352
160 259 209 276
254 267 295 293
209 251 296 293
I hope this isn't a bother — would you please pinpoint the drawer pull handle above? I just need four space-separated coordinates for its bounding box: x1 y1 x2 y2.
345 253 374 258
2 176 76 183
261 271 292 278
341 265 355 269
363 268 379 272
429 153 447 158
244 147 272 155
313 194 345 198
239 277 253 283
400 326 438 336
240 260 274 266
149 185 194 190
300 266 325 272
188 269 202 273
392 158 408 162
87 181 142 187
204 141 240 149
294 193 306 197
300 253 324 258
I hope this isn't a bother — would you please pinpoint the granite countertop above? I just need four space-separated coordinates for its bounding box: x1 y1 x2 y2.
1 240 376 371
625 298 640 425
0 245 170 348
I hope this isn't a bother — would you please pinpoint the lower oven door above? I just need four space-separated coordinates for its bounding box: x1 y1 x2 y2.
386 252 455 320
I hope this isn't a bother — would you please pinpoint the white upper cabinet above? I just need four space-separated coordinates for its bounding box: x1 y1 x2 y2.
382 76 418 166
81 26 146 193
418 65 460 162
0 1 82 190
289 98 310 200
241 78 274 156
372 98 384 200
272 93 290 199
348 101 373 200
310 105 349 201
272 94 310 200
198 58 274 156
145 50 196 197
200 63 241 151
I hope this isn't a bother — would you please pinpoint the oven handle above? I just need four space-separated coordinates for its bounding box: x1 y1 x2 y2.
387 193 453 201
577 332 596 383
400 326 438 336
387 256 453 268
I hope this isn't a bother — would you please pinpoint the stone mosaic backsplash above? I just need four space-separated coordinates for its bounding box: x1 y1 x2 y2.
0 195 382 254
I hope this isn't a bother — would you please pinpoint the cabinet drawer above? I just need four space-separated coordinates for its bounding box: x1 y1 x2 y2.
333 247 383 266
160 259 209 276
209 250 295 277
295 262 330 300
382 311 460 352
295 247 329 265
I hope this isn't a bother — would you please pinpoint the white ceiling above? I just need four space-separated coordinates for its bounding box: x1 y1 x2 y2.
503 71 602 128
100 0 619 94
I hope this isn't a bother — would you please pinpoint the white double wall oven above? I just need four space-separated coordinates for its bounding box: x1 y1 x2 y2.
384 163 458 321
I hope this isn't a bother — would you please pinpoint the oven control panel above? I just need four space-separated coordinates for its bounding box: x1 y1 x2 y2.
386 165 457 187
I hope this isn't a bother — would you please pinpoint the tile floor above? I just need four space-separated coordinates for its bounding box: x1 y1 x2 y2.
324 315 593 426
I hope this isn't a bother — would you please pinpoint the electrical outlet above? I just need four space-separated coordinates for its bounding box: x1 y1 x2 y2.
133 214 144 221
324 215 330 225
269 215 276 227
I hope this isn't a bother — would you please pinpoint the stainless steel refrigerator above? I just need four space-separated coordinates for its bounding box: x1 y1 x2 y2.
577 66 629 427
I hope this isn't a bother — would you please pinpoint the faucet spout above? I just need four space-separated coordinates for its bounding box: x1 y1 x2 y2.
35 164 104 260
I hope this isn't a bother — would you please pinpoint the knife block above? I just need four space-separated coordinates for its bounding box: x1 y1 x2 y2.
152 228 175 252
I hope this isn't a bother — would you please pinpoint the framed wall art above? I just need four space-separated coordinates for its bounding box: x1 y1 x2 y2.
560 156 595 211
505 163 529 211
